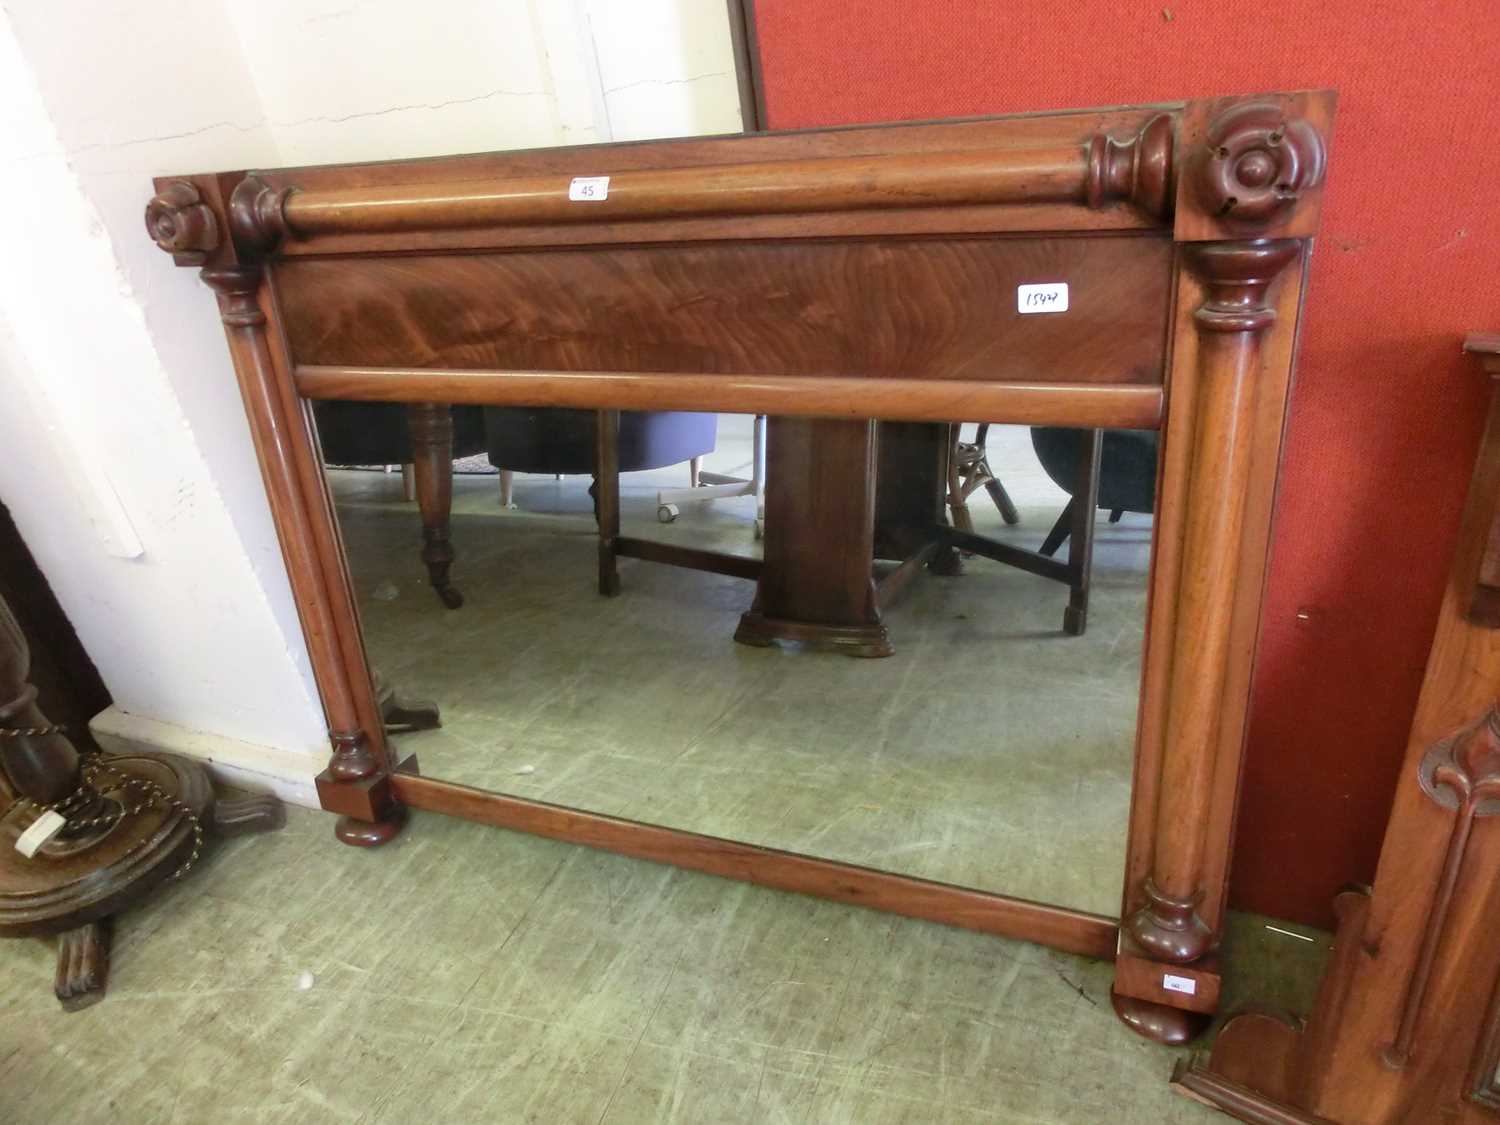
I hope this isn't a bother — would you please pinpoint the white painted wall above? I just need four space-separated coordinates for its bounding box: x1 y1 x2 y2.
0 0 741 805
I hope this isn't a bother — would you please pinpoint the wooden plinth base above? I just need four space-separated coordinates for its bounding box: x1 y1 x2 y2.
0 750 285 1011
734 610 893 658
1169 1008 1327 1123
0 752 211 937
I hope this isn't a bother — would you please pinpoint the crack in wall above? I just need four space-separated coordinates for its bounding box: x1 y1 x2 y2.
603 71 728 97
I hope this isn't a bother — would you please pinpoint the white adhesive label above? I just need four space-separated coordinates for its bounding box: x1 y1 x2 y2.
568 176 610 202
1017 282 1069 314
1162 973 1197 996
16 809 66 858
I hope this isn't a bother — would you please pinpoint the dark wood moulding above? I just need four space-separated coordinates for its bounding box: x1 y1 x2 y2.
392 772 1119 960
295 367 1166 430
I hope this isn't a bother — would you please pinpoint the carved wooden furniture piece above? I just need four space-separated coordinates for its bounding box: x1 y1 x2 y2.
1174 335 1500 1120
0 592 285 1009
144 91 1333 1041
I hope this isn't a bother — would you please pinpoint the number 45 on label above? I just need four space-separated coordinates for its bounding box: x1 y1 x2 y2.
568 176 610 202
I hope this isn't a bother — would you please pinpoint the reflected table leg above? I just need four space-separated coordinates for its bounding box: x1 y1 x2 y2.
735 416 892 657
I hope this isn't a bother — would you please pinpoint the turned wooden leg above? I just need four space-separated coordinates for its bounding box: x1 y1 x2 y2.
55 919 111 1012
407 402 462 609
595 409 621 597
1063 429 1103 636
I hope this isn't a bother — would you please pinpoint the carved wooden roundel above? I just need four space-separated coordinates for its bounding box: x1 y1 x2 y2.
1196 102 1326 224
144 180 219 263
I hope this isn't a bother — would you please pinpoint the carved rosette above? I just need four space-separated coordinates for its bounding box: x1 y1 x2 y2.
1085 113 1175 218
144 180 220 264
1195 102 1326 225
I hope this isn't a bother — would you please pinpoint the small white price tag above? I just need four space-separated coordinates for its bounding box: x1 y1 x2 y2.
1017 282 1069 314
568 176 610 202
16 809 67 858
1162 973 1197 996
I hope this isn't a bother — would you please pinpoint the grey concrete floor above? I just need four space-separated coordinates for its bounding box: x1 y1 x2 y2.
0 800 1328 1124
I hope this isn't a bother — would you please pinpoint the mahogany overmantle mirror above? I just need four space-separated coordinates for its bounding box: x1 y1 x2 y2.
145 90 1334 1043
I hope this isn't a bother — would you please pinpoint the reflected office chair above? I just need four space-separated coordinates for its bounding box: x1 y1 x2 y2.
483 407 719 518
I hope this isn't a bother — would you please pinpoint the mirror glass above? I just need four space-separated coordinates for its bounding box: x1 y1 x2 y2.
319 407 1154 917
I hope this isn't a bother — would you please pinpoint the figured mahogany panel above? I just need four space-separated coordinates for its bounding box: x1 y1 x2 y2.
278 236 1172 384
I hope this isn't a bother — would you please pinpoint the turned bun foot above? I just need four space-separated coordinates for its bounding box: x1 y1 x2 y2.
335 805 408 847
55 919 112 1012
433 582 464 610
1111 989 1212 1045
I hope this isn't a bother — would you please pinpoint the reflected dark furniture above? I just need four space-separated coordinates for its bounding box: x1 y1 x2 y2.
1033 427 1159 633
484 407 715 475
483 406 716 516
313 401 486 608
1172 337 1500 1122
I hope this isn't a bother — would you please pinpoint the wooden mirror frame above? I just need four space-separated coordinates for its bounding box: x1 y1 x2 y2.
144 89 1335 1043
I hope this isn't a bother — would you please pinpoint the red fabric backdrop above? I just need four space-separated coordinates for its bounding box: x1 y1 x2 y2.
751 1 1500 925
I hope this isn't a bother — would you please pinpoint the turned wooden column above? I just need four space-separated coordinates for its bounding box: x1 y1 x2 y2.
1126 239 1301 962
405 402 462 609
148 177 405 847
202 267 378 782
